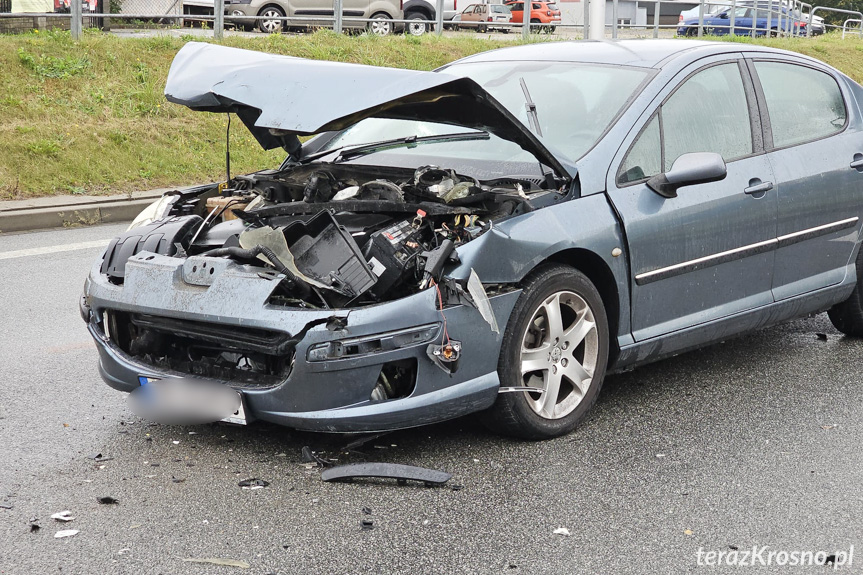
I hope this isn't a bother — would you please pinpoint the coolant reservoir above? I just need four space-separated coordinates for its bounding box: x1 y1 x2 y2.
206 195 250 221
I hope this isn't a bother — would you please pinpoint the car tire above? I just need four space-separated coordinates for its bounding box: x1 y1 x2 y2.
477 24 487 32
685 26 697 36
482 264 609 440
257 5 285 33
828 247 863 337
406 13 429 35
529 17 540 32
368 12 393 35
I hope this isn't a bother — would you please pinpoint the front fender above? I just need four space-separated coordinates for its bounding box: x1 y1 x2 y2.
448 193 633 344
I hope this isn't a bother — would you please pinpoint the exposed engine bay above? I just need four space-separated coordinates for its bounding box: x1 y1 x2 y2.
101 162 566 310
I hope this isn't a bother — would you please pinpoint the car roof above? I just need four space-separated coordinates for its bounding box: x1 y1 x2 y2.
448 39 798 69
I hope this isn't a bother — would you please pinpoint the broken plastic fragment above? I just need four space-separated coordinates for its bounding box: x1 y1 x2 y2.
360 519 374 531
181 557 250 569
553 527 571 536
238 478 269 489
54 529 79 539
466 269 500 334
97 497 119 505
321 462 451 486
238 226 328 290
51 511 74 522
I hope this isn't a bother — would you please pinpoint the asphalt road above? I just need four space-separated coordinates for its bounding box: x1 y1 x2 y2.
1 223 862 574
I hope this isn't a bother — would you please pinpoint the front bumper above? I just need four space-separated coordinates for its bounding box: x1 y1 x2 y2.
82 251 520 432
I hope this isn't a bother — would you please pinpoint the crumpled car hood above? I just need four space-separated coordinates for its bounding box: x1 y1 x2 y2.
164 42 574 179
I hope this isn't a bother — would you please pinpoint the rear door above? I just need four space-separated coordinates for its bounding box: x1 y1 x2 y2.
746 56 863 300
507 1 523 23
607 56 778 341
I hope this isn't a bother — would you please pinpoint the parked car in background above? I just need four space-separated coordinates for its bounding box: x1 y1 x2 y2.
224 0 403 34
403 0 458 35
83 40 863 440
505 0 559 32
455 2 511 32
677 2 806 35
677 0 729 24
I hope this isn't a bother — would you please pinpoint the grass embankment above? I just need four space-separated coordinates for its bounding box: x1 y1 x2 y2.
0 30 862 199
0 30 508 199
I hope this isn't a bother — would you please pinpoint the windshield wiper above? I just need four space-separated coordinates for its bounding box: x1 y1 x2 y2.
301 131 490 165
518 78 556 190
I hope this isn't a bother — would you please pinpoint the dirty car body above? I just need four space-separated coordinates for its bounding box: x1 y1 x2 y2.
81 41 863 438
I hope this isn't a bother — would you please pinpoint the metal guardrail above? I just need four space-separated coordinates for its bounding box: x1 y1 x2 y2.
2 0 863 41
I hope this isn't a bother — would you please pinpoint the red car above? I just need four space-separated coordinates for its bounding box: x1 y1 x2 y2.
505 0 560 32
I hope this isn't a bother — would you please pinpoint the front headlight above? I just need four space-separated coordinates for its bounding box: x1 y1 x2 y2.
127 195 176 231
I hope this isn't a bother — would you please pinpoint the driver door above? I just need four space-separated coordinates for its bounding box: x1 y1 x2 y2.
607 57 778 341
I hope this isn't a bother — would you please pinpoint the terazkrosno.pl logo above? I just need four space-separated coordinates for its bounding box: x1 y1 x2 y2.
696 545 854 568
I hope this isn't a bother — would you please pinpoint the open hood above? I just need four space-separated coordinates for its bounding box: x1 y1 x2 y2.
164 42 574 180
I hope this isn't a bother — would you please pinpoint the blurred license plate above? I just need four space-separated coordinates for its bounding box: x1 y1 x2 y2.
137 376 247 425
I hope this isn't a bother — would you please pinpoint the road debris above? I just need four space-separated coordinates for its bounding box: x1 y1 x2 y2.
97 496 119 505
321 462 451 487
362 507 372 515
54 529 79 539
51 511 75 522
30 523 40 533
117 548 131 555
238 478 269 490
821 424 839 430
553 527 571 536
360 519 374 531
301 446 333 468
181 557 250 568
816 333 828 341
0 503 12 510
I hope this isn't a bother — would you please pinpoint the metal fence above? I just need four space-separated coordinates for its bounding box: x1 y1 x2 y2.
1 0 861 40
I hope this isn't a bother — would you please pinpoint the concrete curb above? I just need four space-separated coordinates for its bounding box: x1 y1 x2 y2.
0 189 169 234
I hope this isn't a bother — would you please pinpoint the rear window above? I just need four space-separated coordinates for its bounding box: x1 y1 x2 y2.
491 4 510 12
547 3 558 9
754 61 846 148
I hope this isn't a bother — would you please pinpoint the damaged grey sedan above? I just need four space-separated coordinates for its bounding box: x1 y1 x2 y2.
81 40 863 439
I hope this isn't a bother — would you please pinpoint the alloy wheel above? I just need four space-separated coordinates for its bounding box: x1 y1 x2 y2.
519 290 598 419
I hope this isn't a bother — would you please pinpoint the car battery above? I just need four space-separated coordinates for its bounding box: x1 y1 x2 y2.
363 219 424 297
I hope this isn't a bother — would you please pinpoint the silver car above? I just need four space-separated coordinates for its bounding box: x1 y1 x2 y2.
225 0 403 34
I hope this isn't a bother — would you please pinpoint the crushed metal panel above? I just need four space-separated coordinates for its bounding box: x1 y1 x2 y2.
163 42 574 179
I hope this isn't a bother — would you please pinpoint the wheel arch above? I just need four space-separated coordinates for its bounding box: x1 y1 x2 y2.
403 0 433 19
257 3 285 16
538 248 622 364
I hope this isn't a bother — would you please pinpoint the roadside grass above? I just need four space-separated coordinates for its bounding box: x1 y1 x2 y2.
0 29 861 199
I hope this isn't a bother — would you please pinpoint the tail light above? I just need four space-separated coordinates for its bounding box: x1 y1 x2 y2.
487 16 492 21
678 14 683 21
453 0 456 10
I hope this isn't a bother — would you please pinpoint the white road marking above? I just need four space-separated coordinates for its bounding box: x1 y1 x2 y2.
0 239 108 261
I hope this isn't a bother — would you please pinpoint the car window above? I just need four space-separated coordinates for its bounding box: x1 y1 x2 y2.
619 114 661 184
617 62 752 185
532 3 542 9
662 63 752 171
731 7 749 17
492 4 509 12
754 61 846 148
509 2 523 11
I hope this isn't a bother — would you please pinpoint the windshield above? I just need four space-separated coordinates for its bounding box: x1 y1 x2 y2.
491 4 510 12
319 61 651 166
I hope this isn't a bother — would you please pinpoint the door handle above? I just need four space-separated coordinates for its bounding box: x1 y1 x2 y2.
744 180 774 195
851 154 863 170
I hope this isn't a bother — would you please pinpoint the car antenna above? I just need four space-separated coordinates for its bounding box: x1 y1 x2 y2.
519 77 556 190
225 113 232 186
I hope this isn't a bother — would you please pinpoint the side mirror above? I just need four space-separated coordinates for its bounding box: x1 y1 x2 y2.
719 12 729 18
646 152 727 198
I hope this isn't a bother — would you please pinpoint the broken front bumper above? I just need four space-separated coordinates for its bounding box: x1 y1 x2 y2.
82 251 519 432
